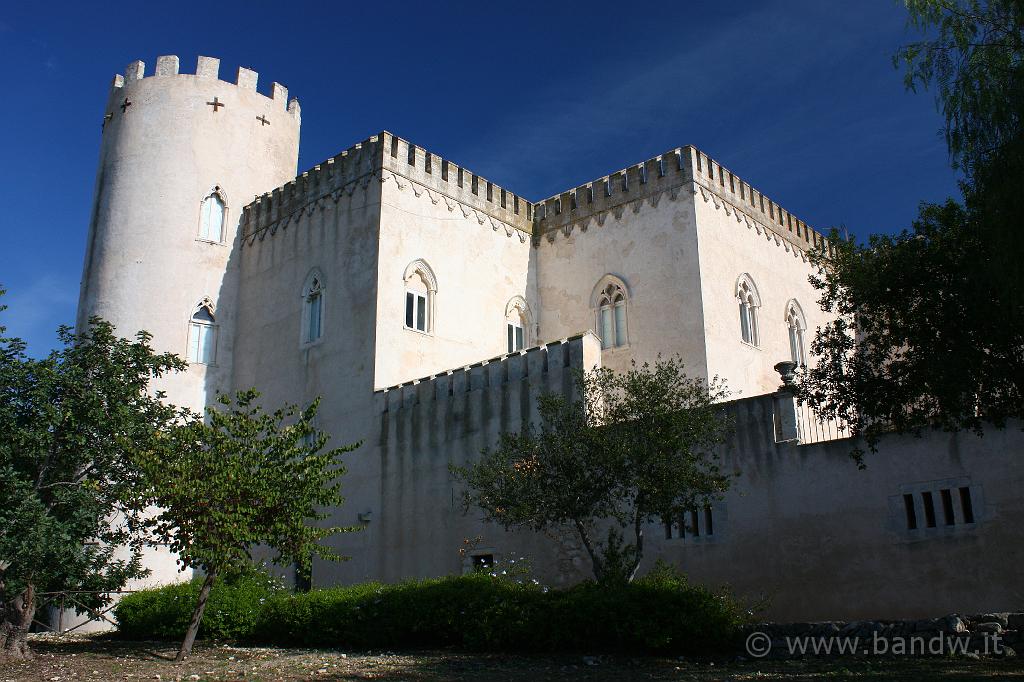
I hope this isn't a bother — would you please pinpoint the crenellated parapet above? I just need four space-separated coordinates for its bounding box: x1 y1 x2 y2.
240 133 383 241
380 132 533 236
110 55 298 115
686 147 830 255
534 146 832 256
239 130 536 243
374 332 601 418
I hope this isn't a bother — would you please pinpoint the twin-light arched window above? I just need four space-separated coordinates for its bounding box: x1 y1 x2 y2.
736 274 761 346
786 300 807 366
594 277 629 350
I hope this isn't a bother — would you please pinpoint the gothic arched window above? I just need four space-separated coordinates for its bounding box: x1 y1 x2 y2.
736 274 761 346
786 299 807 366
302 270 324 345
505 296 531 353
594 276 629 350
199 188 227 242
187 298 217 365
403 259 437 334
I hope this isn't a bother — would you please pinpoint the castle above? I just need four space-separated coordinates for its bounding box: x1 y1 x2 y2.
77 56 1024 621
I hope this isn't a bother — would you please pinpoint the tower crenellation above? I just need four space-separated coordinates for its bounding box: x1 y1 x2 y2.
109 55 296 111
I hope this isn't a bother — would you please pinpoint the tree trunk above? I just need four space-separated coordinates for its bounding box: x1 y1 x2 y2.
176 571 216 662
573 519 604 582
1 584 36 660
627 510 645 583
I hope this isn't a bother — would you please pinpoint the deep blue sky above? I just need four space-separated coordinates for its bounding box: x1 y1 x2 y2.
0 0 957 355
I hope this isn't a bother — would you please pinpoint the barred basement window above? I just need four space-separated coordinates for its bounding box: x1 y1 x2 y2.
959 487 975 523
921 491 937 528
663 505 718 541
903 494 918 530
901 484 977 531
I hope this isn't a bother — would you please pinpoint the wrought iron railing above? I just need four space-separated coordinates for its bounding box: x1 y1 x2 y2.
795 401 852 445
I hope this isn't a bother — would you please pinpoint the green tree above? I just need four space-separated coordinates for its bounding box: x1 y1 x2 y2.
0 292 184 660
452 358 732 584
139 389 359 661
801 1 1024 455
897 0 1024 288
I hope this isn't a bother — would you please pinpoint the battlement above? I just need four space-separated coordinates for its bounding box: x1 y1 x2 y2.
534 146 830 254
380 132 533 235
374 332 601 415
240 131 536 241
111 55 298 114
240 133 384 240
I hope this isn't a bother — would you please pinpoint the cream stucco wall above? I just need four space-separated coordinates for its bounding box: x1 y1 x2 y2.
535 184 707 378
690 178 831 398
374 135 536 389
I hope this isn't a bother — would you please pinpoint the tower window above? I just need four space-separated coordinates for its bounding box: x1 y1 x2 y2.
302 271 324 345
187 299 217 365
199 190 226 242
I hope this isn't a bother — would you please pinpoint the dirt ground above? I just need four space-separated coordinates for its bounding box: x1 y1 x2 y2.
3 635 1024 681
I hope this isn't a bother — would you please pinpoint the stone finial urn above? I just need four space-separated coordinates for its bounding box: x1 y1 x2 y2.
774 360 798 391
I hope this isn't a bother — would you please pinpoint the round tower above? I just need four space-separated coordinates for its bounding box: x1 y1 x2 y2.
77 55 300 415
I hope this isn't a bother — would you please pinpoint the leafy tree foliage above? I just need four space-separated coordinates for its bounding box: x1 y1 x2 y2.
139 389 359 661
0 293 184 660
453 358 732 584
802 1 1024 455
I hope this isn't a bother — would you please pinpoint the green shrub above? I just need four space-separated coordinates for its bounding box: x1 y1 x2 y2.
116 565 747 655
115 565 284 640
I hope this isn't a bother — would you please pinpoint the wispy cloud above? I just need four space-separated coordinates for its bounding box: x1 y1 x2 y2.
1 274 78 356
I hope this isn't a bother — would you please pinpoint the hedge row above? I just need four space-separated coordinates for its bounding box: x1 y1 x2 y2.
115 566 747 655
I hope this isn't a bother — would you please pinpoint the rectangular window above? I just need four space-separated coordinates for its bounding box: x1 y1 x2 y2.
739 303 751 343
704 505 714 536
600 308 613 349
921 491 937 528
416 295 426 331
307 294 322 342
405 292 427 331
188 323 215 364
959 487 975 523
689 509 700 537
405 292 415 329
903 493 917 530
940 488 955 525
507 323 525 353
614 303 627 347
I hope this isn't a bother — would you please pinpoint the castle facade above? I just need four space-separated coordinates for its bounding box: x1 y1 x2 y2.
77 57 1024 620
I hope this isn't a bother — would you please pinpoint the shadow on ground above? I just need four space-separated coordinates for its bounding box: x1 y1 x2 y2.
4 635 1024 681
